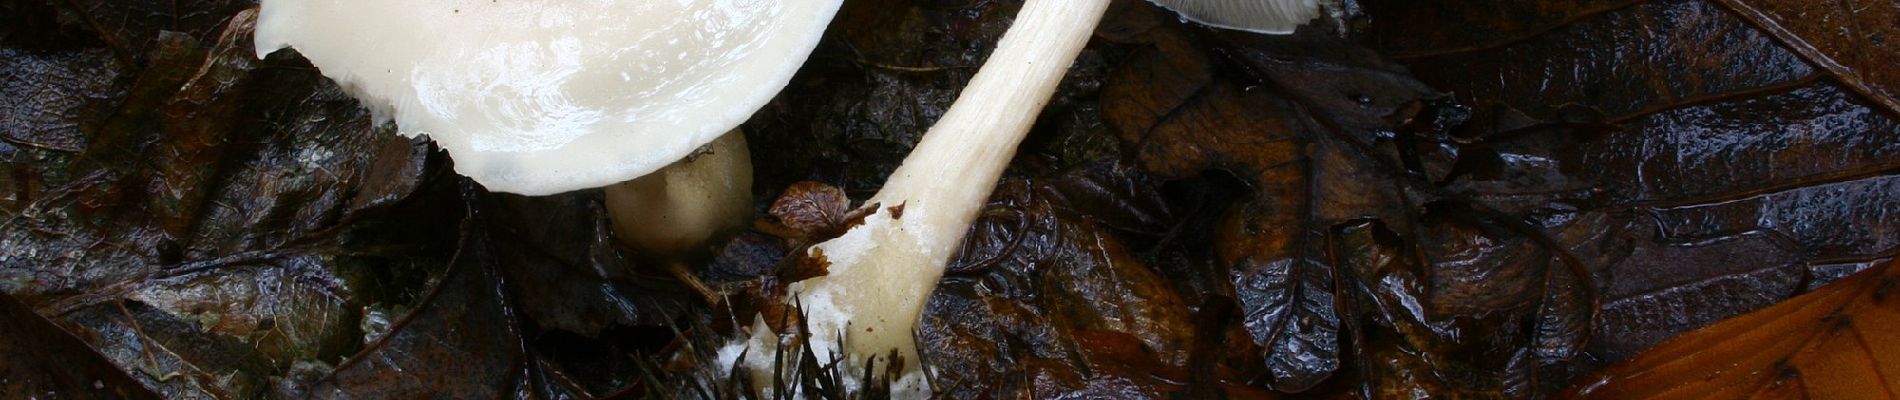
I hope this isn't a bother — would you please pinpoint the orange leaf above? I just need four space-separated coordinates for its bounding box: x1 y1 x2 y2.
1563 258 1900 399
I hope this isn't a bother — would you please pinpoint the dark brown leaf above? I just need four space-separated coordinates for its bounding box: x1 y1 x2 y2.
7 0 1896 397
293 195 528 398
0 291 161 399
1563 258 1900 399
1370 0 1816 118
484 192 689 337
0 47 120 152
768 180 855 239
1100 9 1351 392
281 184 671 398
1331 214 1582 398
1368 0 1900 229
1711 0 1900 116
920 165 1221 398
1366 0 1900 391
1099 3 1604 394
1 5 451 397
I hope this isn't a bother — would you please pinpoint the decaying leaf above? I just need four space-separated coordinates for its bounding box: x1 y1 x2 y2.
1709 0 1900 115
286 197 530 398
482 192 690 338
1367 0 1900 392
919 164 1258 398
768 181 856 240
0 290 160 399
1563 258 1900 399
2 6 453 397
1098 2 1601 394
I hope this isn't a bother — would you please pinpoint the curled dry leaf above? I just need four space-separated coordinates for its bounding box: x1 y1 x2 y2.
768 181 855 240
1562 258 1900 399
765 180 879 249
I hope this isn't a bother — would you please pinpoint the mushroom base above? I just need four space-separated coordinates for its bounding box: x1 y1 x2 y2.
606 129 753 260
720 205 939 397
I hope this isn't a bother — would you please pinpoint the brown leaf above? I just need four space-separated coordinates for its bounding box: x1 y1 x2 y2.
1563 258 1900 399
0 47 121 153
1100 11 1359 392
284 185 608 399
921 166 1210 398
1367 0 1900 390
483 192 688 336
0 291 161 399
783 247 832 284
1100 2 1608 394
29 0 248 68
299 203 520 398
0 7 452 397
768 180 854 239
1370 0 1817 119
1711 0 1900 116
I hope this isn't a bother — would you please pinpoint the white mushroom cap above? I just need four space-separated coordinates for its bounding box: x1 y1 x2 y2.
254 0 844 195
1145 0 1325 34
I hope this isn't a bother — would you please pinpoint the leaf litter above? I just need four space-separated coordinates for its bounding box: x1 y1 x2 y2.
2 0 1897 398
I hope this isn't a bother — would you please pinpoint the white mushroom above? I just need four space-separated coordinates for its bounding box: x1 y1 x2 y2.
253 0 843 260
255 0 1328 394
725 0 1327 395
604 130 752 262
724 0 1113 394
1147 0 1331 34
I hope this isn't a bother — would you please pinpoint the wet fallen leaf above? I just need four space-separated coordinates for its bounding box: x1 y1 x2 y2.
2 6 452 397
482 192 690 338
1098 2 1598 394
1366 0 1900 391
0 290 160 399
1563 258 1900 399
767 181 856 240
1710 0 1900 114
284 193 533 398
919 164 1250 398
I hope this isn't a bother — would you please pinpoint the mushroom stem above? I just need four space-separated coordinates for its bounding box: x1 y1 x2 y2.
748 0 1112 389
607 129 753 279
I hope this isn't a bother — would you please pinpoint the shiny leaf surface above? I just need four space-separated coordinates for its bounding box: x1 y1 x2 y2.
1367 0 1900 393
1563 258 1900 399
